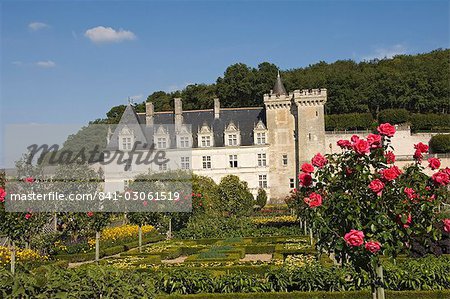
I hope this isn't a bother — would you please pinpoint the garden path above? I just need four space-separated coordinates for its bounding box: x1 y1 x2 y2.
240 254 272 262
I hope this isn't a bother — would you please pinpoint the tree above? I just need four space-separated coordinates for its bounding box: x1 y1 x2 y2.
255 188 268 210
290 123 449 298
217 175 254 216
127 212 159 252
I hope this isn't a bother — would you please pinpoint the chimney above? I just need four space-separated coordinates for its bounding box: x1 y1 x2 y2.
146 102 154 127
214 98 220 119
174 98 183 129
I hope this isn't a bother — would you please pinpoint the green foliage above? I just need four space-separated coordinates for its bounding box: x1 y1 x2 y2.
255 188 268 210
410 114 450 132
378 109 410 125
429 134 450 153
217 175 254 216
325 113 375 131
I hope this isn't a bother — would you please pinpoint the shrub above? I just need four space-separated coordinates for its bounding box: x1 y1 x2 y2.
255 188 268 210
378 109 410 124
429 134 450 153
218 175 254 216
410 114 450 132
325 113 375 131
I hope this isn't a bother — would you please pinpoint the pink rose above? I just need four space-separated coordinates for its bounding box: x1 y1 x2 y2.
87 211 94 217
413 149 423 162
344 229 365 247
368 179 384 196
381 166 402 181
25 213 32 220
351 135 360 143
304 192 322 208
367 134 382 148
428 158 441 170
337 140 352 149
311 153 328 168
0 188 6 203
384 151 396 164
298 172 312 187
432 171 450 186
398 213 412 228
24 177 34 183
443 219 450 233
301 163 315 173
443 167 450 176
404 187 417 200
377 123 396 137
414 142 429 153
365 241 381 254
353 139 370 155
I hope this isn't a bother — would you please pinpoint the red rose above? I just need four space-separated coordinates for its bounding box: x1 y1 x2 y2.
414 142 429 153
428 158 441 170
304 192 322 208
397 213 412 228
443 219 450 233
301 163 315 173
344 229 364 247
345 167 353 176
87 211 94 217
384 151 396 164
298 173 312 187
367 134 382 148
311 153 328 168
377 123 396 137
337 140 352 149
381 166 402 181
413 149 423 162
25 213 32 220
0 188 6 203
443 167 450 176
368 179 384 196
365 241 381 254
432 171 450 186
24 177 34 183
403 187 417 200
353 139 370 155
351 135 360 143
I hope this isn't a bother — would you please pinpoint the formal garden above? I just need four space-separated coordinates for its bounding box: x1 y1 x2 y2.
1 123 450 299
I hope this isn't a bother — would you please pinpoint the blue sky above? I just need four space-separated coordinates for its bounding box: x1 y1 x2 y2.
0 0 449 164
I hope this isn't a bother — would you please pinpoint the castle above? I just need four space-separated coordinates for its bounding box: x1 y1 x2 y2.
104 73 446 203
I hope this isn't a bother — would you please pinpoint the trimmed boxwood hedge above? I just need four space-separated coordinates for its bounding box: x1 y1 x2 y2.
429 134 450 153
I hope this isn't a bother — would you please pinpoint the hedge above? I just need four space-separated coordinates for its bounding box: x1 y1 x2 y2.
157 290 450 299
410 114 450 132
325 113 375 131
378 109 410 125
429 134 450 153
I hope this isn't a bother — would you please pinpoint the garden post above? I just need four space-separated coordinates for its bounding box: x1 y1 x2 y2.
375 264 385 299
304 220 307 235
310 228 314 246
10 241 15 275
138 225 143 253
54 212 58 231
95 231 100 262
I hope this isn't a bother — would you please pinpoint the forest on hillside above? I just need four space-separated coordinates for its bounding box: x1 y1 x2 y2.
97 49 449 124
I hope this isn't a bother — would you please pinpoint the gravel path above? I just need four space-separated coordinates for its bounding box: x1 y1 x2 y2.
240 254 272 262
161 256 188 264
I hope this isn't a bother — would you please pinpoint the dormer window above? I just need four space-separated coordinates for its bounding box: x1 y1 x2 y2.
118 125 135 151
198 123 214 148
253 120 268 145
154 125 170 149
122 137 132 150
224 121 240 147
256 132 266 145
157 137 167 149
201 136 211 147
179 136 190 148
176 125 192 148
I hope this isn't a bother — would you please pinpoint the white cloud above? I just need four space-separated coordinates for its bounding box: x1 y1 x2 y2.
168 82 193 92
362 44 407 61
35 60 56 68
130 94 143 102
28 22 50 31
84 26 136 44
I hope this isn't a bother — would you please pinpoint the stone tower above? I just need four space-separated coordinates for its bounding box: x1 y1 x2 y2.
263 72 297 201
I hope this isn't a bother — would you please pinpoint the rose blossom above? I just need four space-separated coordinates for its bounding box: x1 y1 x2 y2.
404 187 417 200
384 151 396 164
367 134 382 148
413 149 423 162
432 171 450 186
351 135 360 143
311 153 328 168
414 142 429 153
344 229 365 247
0 188 6 203
353 139 370 155
304 192 322 208
87 211 94 217
301 163 315 173
428 158 441 170
443 167 450 176
365 241 381 254
398 213 412 228
337 140 352 149
25 213 32 220
24 177 34 183
298 172 312 187
377 123 396 137
381 166 402 181
368 179 384 196
443 219 450 233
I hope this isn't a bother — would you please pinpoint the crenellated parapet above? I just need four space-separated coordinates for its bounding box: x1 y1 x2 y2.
293 88 327 106
263 93 293 110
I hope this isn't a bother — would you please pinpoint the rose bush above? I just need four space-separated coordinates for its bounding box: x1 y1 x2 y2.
288 123 449 298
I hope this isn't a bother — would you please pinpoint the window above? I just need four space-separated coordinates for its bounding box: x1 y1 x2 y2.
179 136 190 148
201 136 211 147
282 154 288 166
258 174 268 188
229 155 238 168
181 157 190 170
122 137 132 150
157 137 167 149
228 134 238 146
256 132 266 144
202 156 211 169
290 178 295 188
159 162 168 171
257 153 267 167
